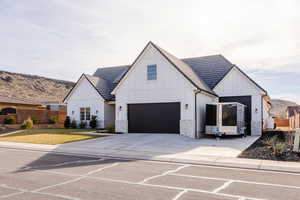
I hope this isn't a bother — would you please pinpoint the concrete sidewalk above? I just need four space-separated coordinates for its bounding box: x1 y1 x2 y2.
0 140 299 173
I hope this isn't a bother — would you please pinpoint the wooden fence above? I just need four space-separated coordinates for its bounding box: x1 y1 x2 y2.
274 118 289 127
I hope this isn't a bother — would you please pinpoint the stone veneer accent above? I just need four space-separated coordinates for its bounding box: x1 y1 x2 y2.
180 120 195 138
115 120 128 133
251 121 262 136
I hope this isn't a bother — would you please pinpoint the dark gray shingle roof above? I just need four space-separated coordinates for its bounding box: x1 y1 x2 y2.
84 74 116 101
152 43 215 94
182 55 233 89
90 55 234 100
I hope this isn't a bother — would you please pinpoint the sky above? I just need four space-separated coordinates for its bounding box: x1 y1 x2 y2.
0 0 299 102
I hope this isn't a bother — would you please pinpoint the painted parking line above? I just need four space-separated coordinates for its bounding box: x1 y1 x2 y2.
139 164 190 184
171 173 300 190
219 182 300 200
33 162 120 192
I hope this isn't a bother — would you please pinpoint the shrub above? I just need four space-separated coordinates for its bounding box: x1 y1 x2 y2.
64 116 71 129
48 116 58 124
106 125 115 133
89 116 97 129
262 137 277 148
21 118 33 129
79 121 87 129
31 116 40 124
272 142 286 156
3 116 16 124
71 119 77 129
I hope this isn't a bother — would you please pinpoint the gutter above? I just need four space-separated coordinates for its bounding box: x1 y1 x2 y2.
194 89 201 139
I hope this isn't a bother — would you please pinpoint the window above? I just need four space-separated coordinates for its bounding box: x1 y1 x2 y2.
86 107 91 120
147 65 157 80
80 107 91 120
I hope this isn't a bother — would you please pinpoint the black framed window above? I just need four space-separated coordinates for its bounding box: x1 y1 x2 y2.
80 107 91 120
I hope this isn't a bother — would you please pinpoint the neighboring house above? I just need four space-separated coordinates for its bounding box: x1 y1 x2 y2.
64 42 272 138
286 106 300 129
0 96 66 125
0 95 43 115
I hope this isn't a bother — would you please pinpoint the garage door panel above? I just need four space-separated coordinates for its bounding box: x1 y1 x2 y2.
128 103 180 133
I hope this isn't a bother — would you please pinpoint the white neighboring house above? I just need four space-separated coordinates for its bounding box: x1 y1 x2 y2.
64 41 272 138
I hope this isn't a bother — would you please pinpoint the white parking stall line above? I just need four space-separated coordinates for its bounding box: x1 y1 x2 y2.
171 172 300 190
212 180 234 193
139 164 190 184
172 190 187 200
33 162 119 192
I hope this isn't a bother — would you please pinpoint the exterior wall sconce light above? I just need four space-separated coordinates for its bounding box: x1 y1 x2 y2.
119 106 122 111
72 111 74 115
255 108 258 113
96 110 98 114
185 104 189 110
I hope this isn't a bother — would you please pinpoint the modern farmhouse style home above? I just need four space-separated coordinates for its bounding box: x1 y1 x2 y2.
64 42 272 138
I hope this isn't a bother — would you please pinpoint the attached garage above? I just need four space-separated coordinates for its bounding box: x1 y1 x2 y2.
219 96 252 135
128 102 180 133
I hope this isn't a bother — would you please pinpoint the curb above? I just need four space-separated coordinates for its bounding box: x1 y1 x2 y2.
0 143 299 174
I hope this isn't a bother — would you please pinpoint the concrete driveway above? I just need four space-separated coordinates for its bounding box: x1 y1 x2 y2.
61 134 259 158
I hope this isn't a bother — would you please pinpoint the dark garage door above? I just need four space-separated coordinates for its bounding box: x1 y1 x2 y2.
128 103 180 133
219 96 252 135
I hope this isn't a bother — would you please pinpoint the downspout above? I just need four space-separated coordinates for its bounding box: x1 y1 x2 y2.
194 90 201 139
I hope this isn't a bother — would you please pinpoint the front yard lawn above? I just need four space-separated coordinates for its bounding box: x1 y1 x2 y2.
0 129 107 145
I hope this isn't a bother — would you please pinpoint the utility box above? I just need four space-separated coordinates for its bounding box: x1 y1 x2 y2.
205 102 247 136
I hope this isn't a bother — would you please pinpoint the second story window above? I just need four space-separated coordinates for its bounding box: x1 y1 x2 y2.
147 65 157 80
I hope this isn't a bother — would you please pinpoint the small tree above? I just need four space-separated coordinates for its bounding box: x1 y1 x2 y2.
71 119 77 129
64 116 71 129
89 115 97 129
21 118 33 129
79 121 87 129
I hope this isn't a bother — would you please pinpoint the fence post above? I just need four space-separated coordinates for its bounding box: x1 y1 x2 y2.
293 128 300 152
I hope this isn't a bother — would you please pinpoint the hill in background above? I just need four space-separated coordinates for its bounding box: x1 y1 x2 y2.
0 71 74 104
270 99 298 118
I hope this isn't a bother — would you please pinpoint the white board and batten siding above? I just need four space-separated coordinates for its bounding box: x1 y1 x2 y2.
65 77 114 128
213 67 266 135
113 44 216 138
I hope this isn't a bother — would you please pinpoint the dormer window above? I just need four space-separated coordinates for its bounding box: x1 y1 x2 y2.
147 65 157 80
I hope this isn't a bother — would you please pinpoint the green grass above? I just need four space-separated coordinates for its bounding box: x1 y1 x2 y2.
0 129 107 145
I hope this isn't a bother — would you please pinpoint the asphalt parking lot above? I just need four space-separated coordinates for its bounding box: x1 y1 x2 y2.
0 148 299 200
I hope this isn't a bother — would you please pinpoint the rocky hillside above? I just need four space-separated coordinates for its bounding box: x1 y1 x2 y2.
270 99 298 118
0 71 74 104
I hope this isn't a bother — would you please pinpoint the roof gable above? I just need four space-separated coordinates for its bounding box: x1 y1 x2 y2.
213 66 267 95
63 74 105 102
111 42 216 96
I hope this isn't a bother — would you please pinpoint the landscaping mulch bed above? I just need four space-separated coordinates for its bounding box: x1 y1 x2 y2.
239 131 300 162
